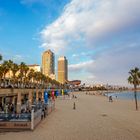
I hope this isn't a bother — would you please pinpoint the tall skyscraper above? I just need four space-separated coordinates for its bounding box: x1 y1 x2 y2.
58 56 68 84
42 50 55 79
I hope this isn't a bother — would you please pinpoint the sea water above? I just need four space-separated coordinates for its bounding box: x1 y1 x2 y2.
106 91 140 100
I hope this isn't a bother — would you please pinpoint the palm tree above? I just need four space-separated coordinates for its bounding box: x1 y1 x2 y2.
34 72 43 86
11 63 19 87
18 62 25 81
0 55 2 85
2 60 10 78
41 74 47 88
0 60 14 87
27 69 35 88
0 66 3 79
24 65 29 86
128 67 140 110
18 62 30 88
28 69 35 80
7 60 14 84
0 65 4 87
0 54 2 61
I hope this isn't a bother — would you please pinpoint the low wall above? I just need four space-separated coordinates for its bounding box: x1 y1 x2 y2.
52 101 55 111
0 121 31 129
32 109 42 129
0 109 41 131
46 101 55 115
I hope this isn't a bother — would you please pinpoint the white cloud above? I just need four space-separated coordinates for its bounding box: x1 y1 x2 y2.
68 63 95 85
68 60 94 72
72 54 78 57
84 75 95 84
68 41 140 86
1 51 28 64
87 43 140 86
13 55 24 63
72 52 88 58
41 0 140 53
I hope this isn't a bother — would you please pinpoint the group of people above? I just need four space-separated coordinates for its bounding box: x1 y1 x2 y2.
109 96 113 102
0 102 15 114
21 107 31 114
86 92 95 95
72 94 77 99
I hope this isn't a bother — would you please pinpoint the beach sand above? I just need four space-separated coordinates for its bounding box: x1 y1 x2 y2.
0 91 140 140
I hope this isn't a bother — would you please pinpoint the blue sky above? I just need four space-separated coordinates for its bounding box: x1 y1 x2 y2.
0 0 140 86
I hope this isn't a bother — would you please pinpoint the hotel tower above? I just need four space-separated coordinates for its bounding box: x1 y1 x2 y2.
42 50 55 79
58 56 68 84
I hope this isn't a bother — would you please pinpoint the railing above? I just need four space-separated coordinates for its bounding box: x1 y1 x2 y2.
0 113 31 122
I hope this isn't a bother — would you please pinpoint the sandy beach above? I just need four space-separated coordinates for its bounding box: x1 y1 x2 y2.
0 91 140 140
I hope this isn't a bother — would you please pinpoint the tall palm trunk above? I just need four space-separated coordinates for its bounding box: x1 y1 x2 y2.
3 73 7 88
0 75 2 88
0 54 2 61
134 85 138 110
13 73 16 88
0 70 3 88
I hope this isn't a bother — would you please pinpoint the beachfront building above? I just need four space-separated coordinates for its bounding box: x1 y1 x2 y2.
28 64 41 72
42 50 55 79
5 64 41 79
58 56 68 84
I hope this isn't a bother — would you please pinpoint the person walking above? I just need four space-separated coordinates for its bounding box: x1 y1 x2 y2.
73 102 76 110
